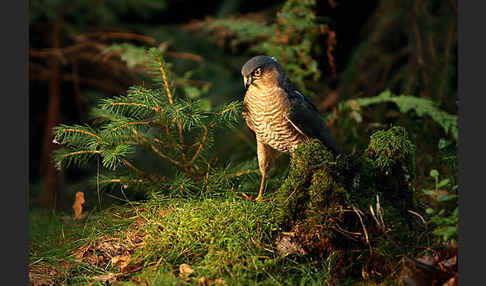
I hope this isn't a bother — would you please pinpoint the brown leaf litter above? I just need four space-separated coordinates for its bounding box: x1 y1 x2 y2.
400 241 457 286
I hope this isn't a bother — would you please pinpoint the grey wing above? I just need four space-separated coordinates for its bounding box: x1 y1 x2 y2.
287 89 340 154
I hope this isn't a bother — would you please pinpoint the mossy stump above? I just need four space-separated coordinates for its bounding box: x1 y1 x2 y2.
274 126 421 281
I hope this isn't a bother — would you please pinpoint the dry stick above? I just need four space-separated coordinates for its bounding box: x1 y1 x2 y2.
164 51 202 62
30 65 126 94
30 42 108 59
99 32 156 45
408 210 431 248
352 205 370 249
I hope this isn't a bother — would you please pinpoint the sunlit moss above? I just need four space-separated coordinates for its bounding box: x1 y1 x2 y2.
272 127 421 280
274 139 335 226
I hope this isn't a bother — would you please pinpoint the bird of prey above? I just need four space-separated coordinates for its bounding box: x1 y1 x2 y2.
241 55 340 202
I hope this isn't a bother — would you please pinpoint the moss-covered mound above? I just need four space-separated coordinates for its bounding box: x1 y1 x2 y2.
274 126 422 281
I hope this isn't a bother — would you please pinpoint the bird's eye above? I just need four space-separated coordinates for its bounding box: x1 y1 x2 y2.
253 68 262 77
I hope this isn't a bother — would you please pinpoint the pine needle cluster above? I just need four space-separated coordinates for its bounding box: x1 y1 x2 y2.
52 49 243 194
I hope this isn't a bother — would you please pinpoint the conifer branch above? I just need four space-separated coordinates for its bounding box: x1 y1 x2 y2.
112 121 152 132
186 125 208 167
133 129 184 168
121 158 153 180
61 150 103 158
155 55 173 104
109 102 159 112
62 128 102 140
164 124 182 151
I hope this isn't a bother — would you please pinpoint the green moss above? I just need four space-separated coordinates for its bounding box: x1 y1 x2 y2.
271 127 423 281
30 127 425 285
366 126 416 174
274 139 335 225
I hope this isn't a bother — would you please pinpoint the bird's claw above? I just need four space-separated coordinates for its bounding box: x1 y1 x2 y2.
242 193 255 201
254 194 264 202
242 193 265 202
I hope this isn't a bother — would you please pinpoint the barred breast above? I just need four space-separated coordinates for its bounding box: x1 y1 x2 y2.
243 86 305 153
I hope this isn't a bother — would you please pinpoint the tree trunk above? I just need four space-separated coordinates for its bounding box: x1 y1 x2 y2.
41 22 65 210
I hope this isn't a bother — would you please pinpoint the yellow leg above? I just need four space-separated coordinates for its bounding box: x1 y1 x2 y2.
255 175 266 202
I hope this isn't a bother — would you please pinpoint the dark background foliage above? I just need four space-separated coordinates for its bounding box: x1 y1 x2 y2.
29 0 457 217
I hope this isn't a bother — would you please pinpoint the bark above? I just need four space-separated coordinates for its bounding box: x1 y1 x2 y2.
41 22 65 210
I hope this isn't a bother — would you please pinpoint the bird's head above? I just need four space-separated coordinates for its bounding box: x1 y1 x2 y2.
241 55 286 91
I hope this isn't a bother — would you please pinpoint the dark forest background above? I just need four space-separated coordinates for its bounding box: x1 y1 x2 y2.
29 0 457 210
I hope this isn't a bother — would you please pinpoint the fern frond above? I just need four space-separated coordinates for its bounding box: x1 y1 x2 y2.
341 90 458 141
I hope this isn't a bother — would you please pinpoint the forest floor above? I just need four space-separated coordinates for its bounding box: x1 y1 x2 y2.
29 195 457 285
29 135 458 286
30 194 344 286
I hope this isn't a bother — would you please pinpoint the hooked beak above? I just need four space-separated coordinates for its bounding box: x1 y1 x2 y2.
243 76 252 91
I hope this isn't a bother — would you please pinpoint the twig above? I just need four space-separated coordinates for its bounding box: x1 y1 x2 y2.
99 32 156 45
408 210 431 247
30 42 108 59
284 186 299 203
352 205 370 248
165 51 202 62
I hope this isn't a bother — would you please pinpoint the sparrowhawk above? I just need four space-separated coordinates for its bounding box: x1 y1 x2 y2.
241 55 340 201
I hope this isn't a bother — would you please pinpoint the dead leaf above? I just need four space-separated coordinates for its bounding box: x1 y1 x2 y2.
400 256 451 286
179 263 195 278
159 208 174 217
72 192 85 220
198 276 209 286
111 255 131 272
275 234 306 256
442 274 457 286
92 272 116 282
29 264 58 286
214 278 227 286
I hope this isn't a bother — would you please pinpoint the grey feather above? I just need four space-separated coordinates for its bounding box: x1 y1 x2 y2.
241 55 281 77
286 87 341 154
